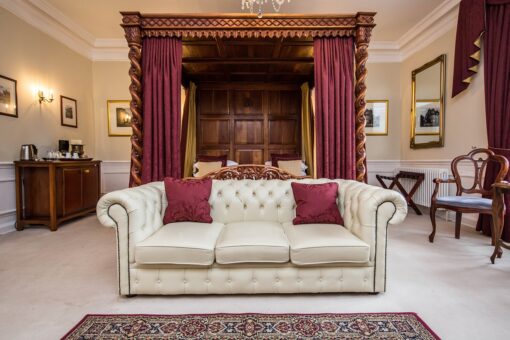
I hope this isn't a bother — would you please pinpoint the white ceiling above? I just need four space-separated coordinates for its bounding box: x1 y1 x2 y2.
0 0 461 62
44 0 444 41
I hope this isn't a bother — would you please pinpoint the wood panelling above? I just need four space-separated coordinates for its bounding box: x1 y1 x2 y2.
235 149 264 165
269 120 298 145
235 120 263 144
231 90 263 115
197 83 301 164
183 38 314 83
198 89 229 115
269 90 301 115
200 119 230 145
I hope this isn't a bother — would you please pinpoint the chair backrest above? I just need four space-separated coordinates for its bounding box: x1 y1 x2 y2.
451 148 509 196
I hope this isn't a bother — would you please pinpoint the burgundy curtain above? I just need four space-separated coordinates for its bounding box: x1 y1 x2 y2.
141 37 183 183
452 0 485 98
313 37 356 179
477 0 510 241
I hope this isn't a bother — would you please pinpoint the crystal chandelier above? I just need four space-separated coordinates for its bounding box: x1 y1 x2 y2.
242 0 291 18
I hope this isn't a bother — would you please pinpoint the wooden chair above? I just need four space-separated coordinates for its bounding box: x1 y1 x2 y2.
429 148 509 243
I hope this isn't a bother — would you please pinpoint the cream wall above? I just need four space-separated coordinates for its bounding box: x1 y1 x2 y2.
92 61 131 161
400 27 487 160
0 8 95 161
365 62 402 160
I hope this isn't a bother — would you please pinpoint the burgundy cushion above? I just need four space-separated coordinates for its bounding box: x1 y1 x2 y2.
291 182 344 225
197 155 228 167
271 153 301 167
163 178 213 224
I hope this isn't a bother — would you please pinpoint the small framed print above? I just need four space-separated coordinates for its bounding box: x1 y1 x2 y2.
107 100 132 136
415 100 440 135
0 75 18 118
364 100 388 135
60 96 78 128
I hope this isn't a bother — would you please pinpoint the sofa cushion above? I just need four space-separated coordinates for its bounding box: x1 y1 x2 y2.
282 222 370 265
215 221 289 264
291 182 344 225
135 222 224 265
163 177 213 224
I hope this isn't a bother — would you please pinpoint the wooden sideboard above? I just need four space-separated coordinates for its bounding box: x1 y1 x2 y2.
14 160 101 231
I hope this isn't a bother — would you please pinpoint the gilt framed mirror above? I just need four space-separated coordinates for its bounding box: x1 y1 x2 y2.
410 54 446 149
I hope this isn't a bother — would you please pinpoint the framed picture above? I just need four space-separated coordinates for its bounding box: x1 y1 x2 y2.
0 75 18 118
60 96 78 128
415 100 440 135
107 100 132 136
364 100 388 135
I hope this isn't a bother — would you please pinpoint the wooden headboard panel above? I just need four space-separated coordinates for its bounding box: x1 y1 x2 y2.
197 82 301 164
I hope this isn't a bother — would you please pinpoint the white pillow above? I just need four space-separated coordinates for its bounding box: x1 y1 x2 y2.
194 161 222 177
193 160 239 177
265 160 307 176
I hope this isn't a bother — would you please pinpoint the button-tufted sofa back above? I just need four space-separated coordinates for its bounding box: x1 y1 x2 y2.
160 179 345 224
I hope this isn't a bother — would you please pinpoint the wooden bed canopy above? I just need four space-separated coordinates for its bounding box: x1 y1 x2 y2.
121 12 375 186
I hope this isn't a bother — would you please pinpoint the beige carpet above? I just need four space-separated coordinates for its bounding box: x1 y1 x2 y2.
0 212 509 340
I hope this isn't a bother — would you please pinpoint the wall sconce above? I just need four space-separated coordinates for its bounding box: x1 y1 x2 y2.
38 89 54 104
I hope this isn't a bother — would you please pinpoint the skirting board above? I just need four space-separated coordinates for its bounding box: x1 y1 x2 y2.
0 159 480 234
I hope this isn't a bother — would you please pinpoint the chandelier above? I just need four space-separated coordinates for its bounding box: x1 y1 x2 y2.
242 0 291 18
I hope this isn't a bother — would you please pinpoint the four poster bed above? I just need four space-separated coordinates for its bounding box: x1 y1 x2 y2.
120 12 376 185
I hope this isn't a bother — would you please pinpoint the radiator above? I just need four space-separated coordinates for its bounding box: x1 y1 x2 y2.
394 167 450 208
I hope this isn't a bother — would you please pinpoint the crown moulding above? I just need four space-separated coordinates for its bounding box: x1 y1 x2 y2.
1 0 461 63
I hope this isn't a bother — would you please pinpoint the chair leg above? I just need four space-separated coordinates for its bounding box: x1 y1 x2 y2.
455 212 462 239
429 204 437 243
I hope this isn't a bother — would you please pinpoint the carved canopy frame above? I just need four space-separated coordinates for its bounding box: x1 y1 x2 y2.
121 12 375 186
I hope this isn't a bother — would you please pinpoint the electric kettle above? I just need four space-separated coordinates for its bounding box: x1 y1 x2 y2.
20 144 38 161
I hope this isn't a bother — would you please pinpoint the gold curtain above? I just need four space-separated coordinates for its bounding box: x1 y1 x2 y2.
301 83 315 178
183 82 197 177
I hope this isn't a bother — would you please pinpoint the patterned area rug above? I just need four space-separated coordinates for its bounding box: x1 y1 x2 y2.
62 313 439 339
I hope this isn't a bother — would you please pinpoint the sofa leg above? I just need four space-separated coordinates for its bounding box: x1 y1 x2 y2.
369 292 380 295
125 294 137 298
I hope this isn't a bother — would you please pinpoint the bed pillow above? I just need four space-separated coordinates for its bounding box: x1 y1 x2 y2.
195 161 222 177
291 182 344 225
266 160 307 176
197 154 228 167
271 153 301 167
278 160 304 177
163 178 213 224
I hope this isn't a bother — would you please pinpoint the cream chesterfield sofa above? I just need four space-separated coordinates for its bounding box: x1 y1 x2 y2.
96 167 407 296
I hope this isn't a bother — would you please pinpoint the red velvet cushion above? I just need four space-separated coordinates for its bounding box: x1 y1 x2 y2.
291 182 344 225
197 155 228 167
163 178 213 224
271 153 301 167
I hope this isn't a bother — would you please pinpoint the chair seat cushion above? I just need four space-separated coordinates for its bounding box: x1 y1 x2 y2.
215 221 289 264
436 196 492 209
282 222 370 265
135 222 224 265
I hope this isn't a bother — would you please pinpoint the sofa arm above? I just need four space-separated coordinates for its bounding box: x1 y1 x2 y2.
337 180 407 292
339 180 407 230
96 181 165 262
96 181 165 295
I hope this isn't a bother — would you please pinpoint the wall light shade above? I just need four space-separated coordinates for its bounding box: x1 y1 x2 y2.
38 89 54 104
